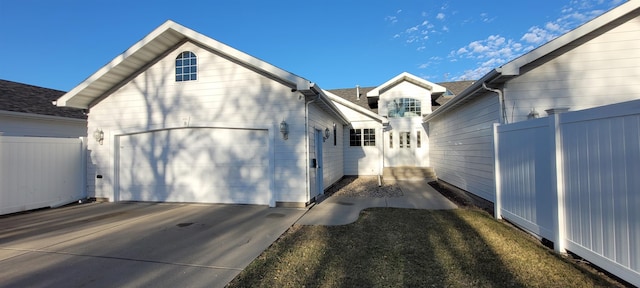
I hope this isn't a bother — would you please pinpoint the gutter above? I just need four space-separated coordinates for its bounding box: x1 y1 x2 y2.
423 68 502 122
482 82 507 124
0 110 87 123
304 92 320 204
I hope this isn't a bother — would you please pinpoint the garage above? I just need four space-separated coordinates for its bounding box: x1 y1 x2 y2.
117 127 270 205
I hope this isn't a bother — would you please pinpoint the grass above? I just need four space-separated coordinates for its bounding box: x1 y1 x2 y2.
228 208 624 288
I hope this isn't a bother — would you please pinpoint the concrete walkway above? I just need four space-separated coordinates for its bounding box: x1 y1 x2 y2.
296 180 458 226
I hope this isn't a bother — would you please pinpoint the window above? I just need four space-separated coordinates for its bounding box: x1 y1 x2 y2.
350 129 361 146
417 131 421 148
333 125 337 146
363 129 375 146
350 128 376 147
388 98 421 118
389 132 393 149
400 132 410 148
175 51 197 82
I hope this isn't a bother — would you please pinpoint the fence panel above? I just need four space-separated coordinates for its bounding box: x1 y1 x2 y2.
495 99 640 286
0 136 85 215
560 102 640 285
495 118 556 240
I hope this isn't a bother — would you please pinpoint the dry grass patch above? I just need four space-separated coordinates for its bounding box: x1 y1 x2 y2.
228 208 624 288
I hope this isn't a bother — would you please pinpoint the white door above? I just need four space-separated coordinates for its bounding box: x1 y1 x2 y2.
118 128 270 205
386 130 416 167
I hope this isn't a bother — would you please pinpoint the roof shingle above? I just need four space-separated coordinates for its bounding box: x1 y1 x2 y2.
0 80 86 119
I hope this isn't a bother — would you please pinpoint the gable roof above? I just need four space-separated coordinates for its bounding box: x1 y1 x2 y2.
55 20 348 124
0 79 86 120
366 72 447 97
425 0 640 122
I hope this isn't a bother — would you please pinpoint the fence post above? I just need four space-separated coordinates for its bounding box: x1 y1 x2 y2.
550 114 566 253
80 137 88 200
493 123 502 220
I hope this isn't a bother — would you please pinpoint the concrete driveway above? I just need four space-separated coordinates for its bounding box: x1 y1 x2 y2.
0 202 305 288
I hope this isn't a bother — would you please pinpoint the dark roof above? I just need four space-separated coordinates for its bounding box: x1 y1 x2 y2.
438 80 476 95
0 79 86 119
328 86 378 113
328 80 476 113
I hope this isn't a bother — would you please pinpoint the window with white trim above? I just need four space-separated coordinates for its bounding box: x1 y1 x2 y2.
350 128 376 146
363 129 375 146
175 51 197 82
388 98 421 117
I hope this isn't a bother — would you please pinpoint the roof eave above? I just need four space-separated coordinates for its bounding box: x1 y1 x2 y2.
324 90 389 124
501 0 640 76
56 20 312 109
424 69 503 122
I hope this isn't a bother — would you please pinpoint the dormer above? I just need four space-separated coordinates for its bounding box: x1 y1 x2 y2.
366 72 447 118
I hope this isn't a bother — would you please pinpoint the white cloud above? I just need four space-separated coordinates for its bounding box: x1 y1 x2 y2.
406 25 419 33
436 13 445 20
442 25 449 32
385 16 398 23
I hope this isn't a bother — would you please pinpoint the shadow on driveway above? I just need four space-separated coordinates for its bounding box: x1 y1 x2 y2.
0 202 305 288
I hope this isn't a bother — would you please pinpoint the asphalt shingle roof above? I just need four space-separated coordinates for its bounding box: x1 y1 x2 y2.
328 80 475 114
0 79 86 119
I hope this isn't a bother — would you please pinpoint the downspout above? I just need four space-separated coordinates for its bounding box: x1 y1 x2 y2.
482 82 508 124
305 93 320 204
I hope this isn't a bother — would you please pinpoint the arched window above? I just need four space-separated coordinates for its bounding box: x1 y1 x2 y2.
387 98 421 117
175 51 197 82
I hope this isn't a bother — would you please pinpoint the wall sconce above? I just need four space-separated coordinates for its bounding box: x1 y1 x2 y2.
93 129 104 145
323 127 330 142
279 120 289 140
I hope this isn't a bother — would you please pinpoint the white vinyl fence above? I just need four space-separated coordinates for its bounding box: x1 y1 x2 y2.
0 136 86 215
494 100 640 287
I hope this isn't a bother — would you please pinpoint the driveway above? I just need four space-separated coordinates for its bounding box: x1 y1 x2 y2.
0 202 305 288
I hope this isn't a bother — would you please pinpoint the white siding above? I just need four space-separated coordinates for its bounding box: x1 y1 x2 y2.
87 41 309 204
308 105 345 196
505 13 640 122
429 92 501 201
343 121 382 175
0 114 86 138
332 101 383 175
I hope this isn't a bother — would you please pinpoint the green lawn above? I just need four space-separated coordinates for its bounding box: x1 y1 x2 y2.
228 208 623 288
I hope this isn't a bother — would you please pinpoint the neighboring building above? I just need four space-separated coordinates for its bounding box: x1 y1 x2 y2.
56 20 348 207
0 80 86 137
424 0 640 202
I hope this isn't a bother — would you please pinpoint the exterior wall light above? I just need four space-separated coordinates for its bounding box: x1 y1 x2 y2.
280 120 289 140
323 127 330 142
93 129 104 145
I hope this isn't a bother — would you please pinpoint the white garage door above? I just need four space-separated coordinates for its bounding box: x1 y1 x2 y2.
118 128 270 205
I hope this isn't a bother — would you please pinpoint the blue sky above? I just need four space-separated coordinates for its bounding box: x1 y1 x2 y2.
0 0 625 91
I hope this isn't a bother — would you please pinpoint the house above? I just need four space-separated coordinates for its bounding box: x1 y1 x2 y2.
424 0 640 202
55 20 349 207
0 79 86 137
326 75 473 176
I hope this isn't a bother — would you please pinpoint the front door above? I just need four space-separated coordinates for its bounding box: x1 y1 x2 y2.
386 130 416 167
